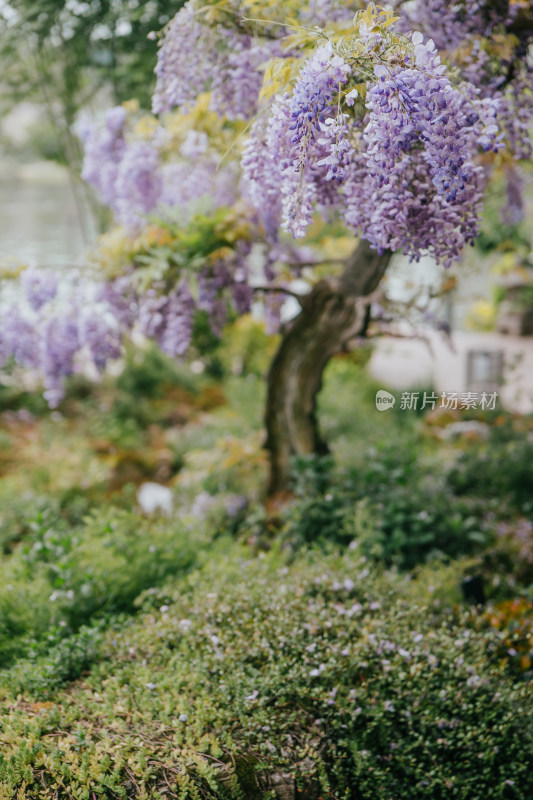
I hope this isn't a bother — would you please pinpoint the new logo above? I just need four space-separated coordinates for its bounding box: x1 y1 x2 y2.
375 390 396 411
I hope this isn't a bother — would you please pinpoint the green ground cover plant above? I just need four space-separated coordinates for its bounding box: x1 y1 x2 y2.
0 337 532 799
0 548 531 799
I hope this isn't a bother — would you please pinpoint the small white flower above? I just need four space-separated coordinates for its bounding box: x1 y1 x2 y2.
178 713 188 722
347 602 362 617
345 88 359 106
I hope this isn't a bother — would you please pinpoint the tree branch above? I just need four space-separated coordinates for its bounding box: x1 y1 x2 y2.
252 285 305 304
338 239 392 297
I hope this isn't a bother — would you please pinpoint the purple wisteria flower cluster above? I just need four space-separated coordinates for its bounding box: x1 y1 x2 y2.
135 238 253 356
160 132 238 214
152 0 281 120
81 114 239 232
114 140 163 231
243 42 352 238
394 0 533 216
0 271 134 406
80 109 161 231
340 33 503 265
138 279 196 359
0 248 257 403
80 106 127 208
151 2 214 114
300 0 354 26
395 0 522 51
244 25 510 265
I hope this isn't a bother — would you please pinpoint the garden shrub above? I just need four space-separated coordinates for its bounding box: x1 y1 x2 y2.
275 450 492 568
447 434 533 517
0 507 202 671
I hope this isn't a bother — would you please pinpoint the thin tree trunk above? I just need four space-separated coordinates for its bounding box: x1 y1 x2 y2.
265 240 391 496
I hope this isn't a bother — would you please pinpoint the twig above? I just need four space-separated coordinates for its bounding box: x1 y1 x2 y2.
161 767 178 797
286 257 348 269
124 764 142 796
252 285 304 303
241 17 328 39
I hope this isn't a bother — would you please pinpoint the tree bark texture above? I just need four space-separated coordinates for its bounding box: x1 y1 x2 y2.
265 240 391 496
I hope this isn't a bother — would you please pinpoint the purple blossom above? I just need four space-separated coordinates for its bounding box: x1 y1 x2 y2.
288 42 350 171
80 107 126 207
210 30 280 120
241 112 284 238
0 309 39 369
160 280 196 358
21 267 58 311
316 114 353 183
0 274 135 406
40 315 80 407
78 306 122 371
300 0 353 26
243 43 351 238
114 140 163 231
152 2 214 114
138 279 196 358
153 1 281 120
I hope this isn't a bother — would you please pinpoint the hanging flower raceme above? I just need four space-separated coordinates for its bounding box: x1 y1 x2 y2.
242 42 352 239
80 106 240 234
152 0 282 120
80 106 127 208
138 279 196 358
0 269 136 406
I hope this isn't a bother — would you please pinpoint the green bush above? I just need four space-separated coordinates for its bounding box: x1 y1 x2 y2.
275 450 492 568
5 622 107 697
111 345 201 428
447 435 533 517
0 377 49 416
0 506 202 671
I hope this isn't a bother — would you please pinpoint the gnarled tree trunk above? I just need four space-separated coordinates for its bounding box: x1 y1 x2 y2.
265 240 391 496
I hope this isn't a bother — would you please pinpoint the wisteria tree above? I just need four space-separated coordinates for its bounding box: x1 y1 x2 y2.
2 0 532 494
